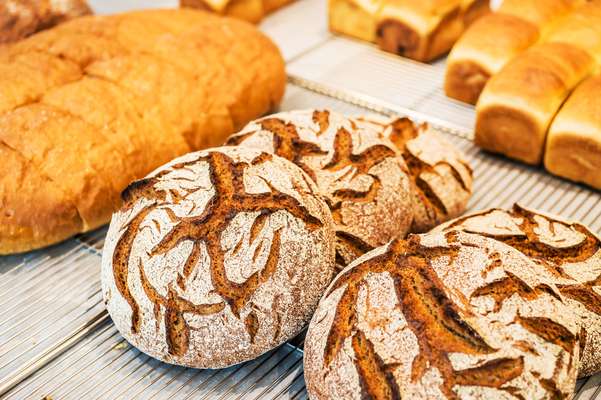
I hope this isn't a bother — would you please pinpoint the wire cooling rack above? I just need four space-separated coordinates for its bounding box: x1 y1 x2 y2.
1 1 600 398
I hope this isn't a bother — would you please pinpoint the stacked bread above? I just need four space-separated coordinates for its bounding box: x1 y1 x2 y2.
101 109 474 369
180 0 294 23
328 0 490 62
0 0 91 43
305 204 601 399
445 0 585 104
475 1 601 173
0 8 286 255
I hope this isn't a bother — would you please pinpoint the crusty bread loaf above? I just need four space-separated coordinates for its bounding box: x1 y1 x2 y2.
304 231 580 399
475 42 594 165
545 75 601 189
474 1 601 165
446 0 586 104
102 146 335 368
0 0 91 43
357 116 473 233
0 9 285 254
180 0 294 23
376 0 489 62
436 204 601 377
227 110 414 266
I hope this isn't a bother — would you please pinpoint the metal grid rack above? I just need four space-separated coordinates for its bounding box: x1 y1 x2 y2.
1 1 601 398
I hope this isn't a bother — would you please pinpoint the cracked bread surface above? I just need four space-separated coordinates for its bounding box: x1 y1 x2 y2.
227 109 414 267
101 146 335 368
304 231 580 399
358 115 473 233
0 8 286 254
436 204 601 377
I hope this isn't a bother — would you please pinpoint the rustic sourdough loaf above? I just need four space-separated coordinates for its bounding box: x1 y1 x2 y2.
0 0 91 44
0 9 285 254
102 146 335 368
358 116 473 233
304 231 581 399
436 204 601 377
227 110 414 266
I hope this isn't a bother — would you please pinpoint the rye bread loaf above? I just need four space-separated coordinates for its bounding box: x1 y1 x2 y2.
227 110 414 266
436 204 601 377
358 116 473 233
0 9 285 254
0 0 91 44
101 146 335 368
304 231 581 399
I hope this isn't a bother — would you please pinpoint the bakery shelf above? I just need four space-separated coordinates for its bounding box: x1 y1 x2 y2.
1 0 601 399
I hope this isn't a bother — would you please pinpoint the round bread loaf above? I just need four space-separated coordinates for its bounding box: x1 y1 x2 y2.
436 204 601 377
304 231 580 399
358 116 473 233
101 146 335 368
227 109 413 266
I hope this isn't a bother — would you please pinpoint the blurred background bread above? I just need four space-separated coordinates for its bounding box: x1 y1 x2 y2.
445 0 583 104
474 0 601 165
180 0 293 23
0 0 91 43
0 8 286 254
328 0 490 62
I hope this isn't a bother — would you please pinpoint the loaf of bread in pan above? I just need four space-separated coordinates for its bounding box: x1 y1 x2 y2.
227 110 414 267
475 42 594 165
436 204 601 377
445 0 583 104
102 146 335 368
376 0 489 62
0 9 286 254
0 0 91 44
545 74 601 190
304 231 580 399
180 0 293 23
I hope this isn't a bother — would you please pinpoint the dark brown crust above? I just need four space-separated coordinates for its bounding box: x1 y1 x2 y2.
387 117 472 232
230 114 400 264
319 234 576 399
447 205 601 317
112 151 323 356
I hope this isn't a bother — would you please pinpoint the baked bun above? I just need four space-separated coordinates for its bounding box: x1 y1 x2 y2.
475 42 594 165
545 74 601 189
360 116 473 233
227 110 413 266
101 146 335 368
304 231 581 399
180 0 293 23
436 204 601 377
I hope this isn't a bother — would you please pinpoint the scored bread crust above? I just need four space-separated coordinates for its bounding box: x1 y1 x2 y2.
101 146 335 369
435 204 601 377
0 8 286 254
304 231 580 399
227 110 414 266
358 116 473 233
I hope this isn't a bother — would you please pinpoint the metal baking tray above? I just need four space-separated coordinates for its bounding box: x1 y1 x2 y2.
1 1 601 399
